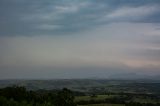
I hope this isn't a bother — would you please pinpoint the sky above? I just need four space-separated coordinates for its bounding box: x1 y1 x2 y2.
0 0 160 79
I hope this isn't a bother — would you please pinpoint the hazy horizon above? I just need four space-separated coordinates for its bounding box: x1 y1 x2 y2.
0 0 160 79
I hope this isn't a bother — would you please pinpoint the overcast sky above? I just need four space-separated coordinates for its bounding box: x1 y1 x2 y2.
0 0 160 79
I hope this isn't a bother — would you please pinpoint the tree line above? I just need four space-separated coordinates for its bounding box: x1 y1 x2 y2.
0 86 76 106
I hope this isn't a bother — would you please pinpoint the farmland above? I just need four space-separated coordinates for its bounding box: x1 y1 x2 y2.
78 104 124 106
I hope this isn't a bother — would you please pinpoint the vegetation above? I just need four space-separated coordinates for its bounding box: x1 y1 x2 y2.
0 86 76 106
78 104 124 106
0 79 160 106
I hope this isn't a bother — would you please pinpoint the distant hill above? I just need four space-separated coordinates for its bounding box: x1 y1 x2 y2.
0 79 159 91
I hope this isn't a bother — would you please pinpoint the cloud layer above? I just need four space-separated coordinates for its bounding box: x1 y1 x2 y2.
1 0 160 36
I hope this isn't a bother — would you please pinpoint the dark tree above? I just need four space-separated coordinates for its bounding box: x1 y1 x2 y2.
54 88 76 106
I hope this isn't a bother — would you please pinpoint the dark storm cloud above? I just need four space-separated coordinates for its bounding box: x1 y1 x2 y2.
0 0 160 36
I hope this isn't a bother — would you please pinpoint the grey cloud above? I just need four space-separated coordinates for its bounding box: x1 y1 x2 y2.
1 0 160 36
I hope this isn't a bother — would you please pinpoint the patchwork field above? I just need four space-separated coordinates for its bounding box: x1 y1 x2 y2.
78 104 124 106
75 95 116 102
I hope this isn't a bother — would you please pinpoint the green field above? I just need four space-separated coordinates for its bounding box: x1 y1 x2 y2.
78 104 124 106
75 95 116 102
132 98 160 103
